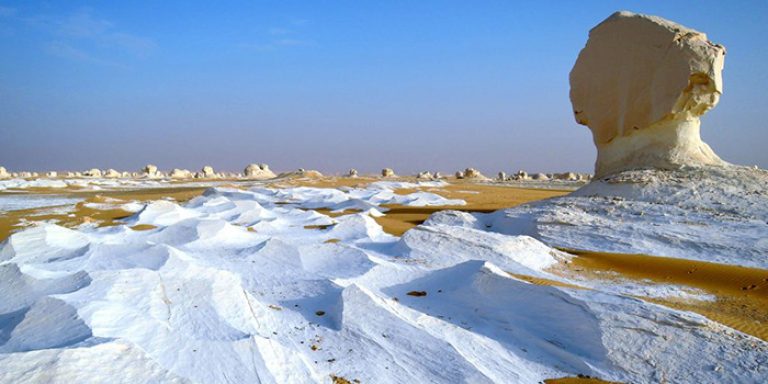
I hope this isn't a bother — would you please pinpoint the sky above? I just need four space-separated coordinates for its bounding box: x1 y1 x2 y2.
1 1 766 175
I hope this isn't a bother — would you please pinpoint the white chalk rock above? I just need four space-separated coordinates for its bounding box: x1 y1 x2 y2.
244 163 276 180
381 168 396 178
170 169 193 179
463 168 489 180
201 165 217 178
455 171 465 179
570 11 726 177
417 171 433 179
83 168 102 178
347 169 359 178
46 171 58 178
497 171 507 181
142 164 161 179
516 170 529 180
531 173 549 181
0 166 10 179
103 169 121 178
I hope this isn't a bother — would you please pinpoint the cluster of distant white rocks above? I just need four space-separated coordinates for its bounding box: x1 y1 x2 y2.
0 163 591 184
0 164 278 181
375 167 590 182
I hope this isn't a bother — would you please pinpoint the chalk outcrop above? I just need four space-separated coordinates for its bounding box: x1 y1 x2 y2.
244 163 276 180
104 169 121 178
83 168 102 178
143 164 161 179
417 171 433 180
170 169 193 179
570 11 726 177
347 169 359 178
381 168 396 178
200 166 217 179
463 168 489 180
0 167 9 179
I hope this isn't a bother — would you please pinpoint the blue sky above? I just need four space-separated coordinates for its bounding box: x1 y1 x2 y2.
1 1 766 174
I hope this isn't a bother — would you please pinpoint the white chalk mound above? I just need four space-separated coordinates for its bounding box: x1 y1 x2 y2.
570 11 726 177
244 163 276 180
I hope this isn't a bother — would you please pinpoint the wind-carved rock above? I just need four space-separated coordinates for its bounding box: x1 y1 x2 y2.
570 11 726 177
244 163 276 180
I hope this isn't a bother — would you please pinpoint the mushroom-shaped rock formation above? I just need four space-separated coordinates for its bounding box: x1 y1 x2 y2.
244 163 276 180
381 168 396 178
570 11 726 177
347 169 359 178
0 166 10 179
497 171 507 181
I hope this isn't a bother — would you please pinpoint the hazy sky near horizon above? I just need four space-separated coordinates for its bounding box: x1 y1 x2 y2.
1 1 766 175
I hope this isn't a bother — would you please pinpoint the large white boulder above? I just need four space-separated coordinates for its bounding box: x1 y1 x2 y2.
570 11 726 177
381 168 396 178
244 163 276 180
0 166 9 179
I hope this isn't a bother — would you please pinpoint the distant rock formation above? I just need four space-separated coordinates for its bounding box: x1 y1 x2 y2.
0 167 9 179
45 171 57 178
463 168 489 180
104 169 121 178
417 171 433 180
497 171 507 181
244 163 276 180
347 169 359 178
143 164 161 179
170 169 193 179
570 11 726 177
531 173 549 181
200 165 217 178
515 170 529 181
381 168 396 178
83 168 102 178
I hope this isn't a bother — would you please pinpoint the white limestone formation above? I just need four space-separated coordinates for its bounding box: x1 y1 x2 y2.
531 173 549 181
244 163 277 180
347 169 359 178
461 168 488 180
104 169 121 178
381 168 396 178
83 168 102 178
417 171 433 180
46 171 57 178
170 169 193 179
201 165 216 178
497 171 507 181
0 167 10 179
570 11 726 177
143 164 161 179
